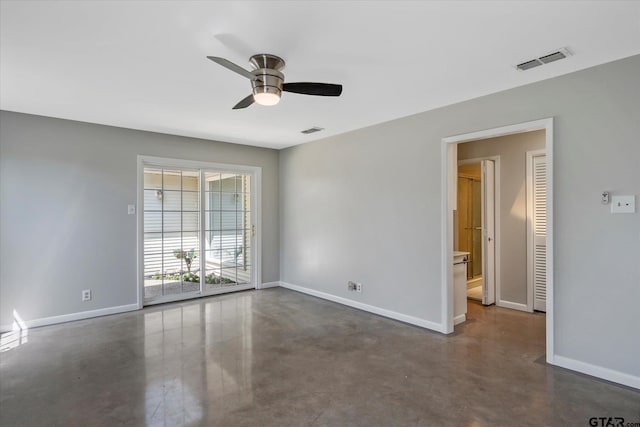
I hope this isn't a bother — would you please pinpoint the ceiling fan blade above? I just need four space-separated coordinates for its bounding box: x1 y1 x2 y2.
282 82 342 96
207 56 257 81
232 94 255 110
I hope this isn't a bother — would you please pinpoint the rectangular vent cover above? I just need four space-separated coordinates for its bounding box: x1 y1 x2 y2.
301 127 324 134
539 51 566 64
516 47 572 71
517 59 543 71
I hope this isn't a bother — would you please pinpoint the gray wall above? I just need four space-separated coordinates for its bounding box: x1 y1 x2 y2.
280 55 640 377
458 130 546 305
0 112 279 326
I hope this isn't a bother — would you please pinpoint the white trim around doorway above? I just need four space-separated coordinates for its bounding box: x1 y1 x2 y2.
440 118 554 364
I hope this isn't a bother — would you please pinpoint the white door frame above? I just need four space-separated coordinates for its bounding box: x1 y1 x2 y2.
441 118 554 364
457 156 501 306
526 149 547 313
136 155 262 309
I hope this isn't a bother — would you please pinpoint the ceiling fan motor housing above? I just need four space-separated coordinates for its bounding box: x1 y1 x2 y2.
251 69 284 98
250 54 285 99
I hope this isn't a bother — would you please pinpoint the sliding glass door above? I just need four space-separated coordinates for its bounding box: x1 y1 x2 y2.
203 172 252 292
141 160 257 305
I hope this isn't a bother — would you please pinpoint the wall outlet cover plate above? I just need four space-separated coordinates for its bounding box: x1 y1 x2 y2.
611 195 635 214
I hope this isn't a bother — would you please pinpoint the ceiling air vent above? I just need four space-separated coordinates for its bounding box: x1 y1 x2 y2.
517 59 543 71
539 50 567 64
516 47 572 71
301 126 324 134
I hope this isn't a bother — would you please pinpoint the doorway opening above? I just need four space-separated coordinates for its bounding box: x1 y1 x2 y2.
441 118 554 363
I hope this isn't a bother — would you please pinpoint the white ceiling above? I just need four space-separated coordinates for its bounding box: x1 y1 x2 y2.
1 1 639 149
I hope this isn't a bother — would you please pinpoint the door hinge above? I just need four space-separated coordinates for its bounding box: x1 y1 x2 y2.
251 224 256 237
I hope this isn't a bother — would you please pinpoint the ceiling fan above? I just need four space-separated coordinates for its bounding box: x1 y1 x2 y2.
207 54 343 109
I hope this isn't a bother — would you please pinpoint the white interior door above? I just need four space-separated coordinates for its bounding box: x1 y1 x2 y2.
530 154 547 312
481 160 496 305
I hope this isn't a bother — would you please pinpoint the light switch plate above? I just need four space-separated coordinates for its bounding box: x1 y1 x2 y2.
127 204 136 215
611 195 635 214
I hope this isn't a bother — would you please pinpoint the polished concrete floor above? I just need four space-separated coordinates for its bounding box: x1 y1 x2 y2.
1 288 638 426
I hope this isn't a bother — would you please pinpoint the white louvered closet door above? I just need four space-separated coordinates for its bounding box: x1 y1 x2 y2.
532 155 547 312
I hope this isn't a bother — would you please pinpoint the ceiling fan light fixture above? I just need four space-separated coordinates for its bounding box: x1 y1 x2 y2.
253 87 281 106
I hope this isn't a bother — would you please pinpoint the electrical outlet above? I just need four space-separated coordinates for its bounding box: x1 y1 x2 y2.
82 289 92 301
348 281 363 293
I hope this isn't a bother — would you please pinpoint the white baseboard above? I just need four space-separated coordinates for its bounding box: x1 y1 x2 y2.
258 281 281 289
454 314 466 325
552 355 640 390
0 303 139 333
279 281 444 333
497 300 529 312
